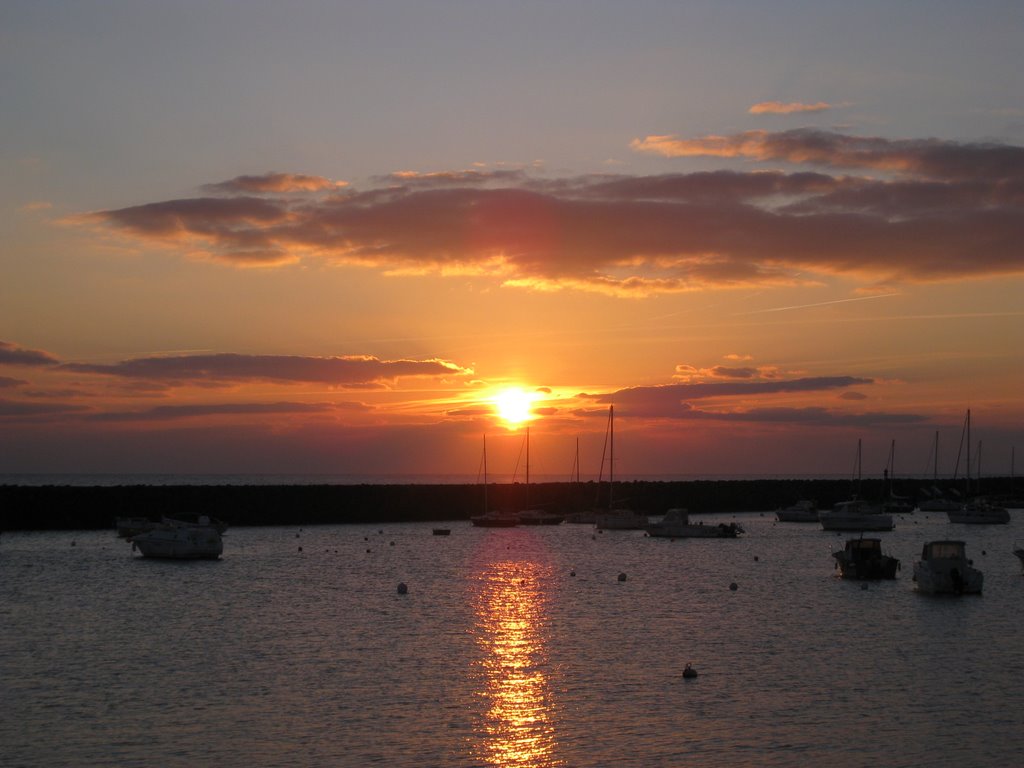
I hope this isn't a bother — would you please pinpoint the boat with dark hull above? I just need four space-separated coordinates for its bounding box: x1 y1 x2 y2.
832 537 899 580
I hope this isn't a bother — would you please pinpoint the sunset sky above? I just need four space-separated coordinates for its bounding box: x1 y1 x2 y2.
2 1 1023 480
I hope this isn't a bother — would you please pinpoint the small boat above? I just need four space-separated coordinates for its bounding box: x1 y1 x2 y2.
918 497 963 512
593 406 648 530
947 500 1010 524
775 500 819 523
514 428 564 525
470 436 519 528
646 508 743 539
832 537 900 580
946 410 1009 524
517 509 565 525
819 440 893 531
1013 545 1023 573
131 517 223 560
912 540 983 594
471 510 520 528
819 499 893 532
432 528 451 536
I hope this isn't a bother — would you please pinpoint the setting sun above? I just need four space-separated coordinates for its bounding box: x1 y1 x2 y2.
492 387 536 428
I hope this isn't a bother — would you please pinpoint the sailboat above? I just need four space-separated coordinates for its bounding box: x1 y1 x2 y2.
947 410 1010 524
918 430 962 512
516 428 564 525
881 439 914 514
819 439 893 531
470 435 519 528
593 406 648 530
564 437 596 524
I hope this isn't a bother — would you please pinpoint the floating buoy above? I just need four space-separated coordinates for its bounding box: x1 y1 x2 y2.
390 541 395 546
570 570 576 577
861 583 869 591
618 572 627 582
683 663 698 679
397 582 408 595
298 546 303 552
70 541 76 547
729 582 738 591
295 533 300 538
753 555 759 562
366 548 371 553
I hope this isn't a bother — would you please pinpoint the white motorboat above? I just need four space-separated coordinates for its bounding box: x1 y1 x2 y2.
776 500 819 523
131 517 223 560
646 508 743 538
947 500 1010 524
832 537 899 580
819 499 893 531
912 540 983 594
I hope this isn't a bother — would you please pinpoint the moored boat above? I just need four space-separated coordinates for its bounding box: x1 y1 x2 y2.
912 540 983 594
832 537 899 580
947 500 1010 524
1013 545 1023 573
776 500 818 523
646 508 743 538
592 405 647 531
131 517 223 560
819 499 893 532
470 435 519 528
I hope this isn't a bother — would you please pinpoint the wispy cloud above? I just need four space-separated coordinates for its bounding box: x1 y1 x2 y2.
748 101 838 115
203 172 346 194
88 401 366 422
61 353 472 387
76 130 1024 295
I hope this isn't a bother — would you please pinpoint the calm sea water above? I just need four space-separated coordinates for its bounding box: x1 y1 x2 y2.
2 511 1022 767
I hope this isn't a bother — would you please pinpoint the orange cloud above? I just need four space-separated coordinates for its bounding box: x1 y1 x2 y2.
748 101 836 115
79 131 1024 294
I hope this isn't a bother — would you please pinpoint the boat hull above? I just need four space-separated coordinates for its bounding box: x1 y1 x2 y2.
832 539 899 579
132 526 223 560
913 541 983 594
595 510 648 530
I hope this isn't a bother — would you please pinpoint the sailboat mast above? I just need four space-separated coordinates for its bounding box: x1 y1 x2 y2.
609 405 615 509
483 434 488 512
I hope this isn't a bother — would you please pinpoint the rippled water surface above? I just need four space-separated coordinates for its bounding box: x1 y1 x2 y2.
2 511 1023 767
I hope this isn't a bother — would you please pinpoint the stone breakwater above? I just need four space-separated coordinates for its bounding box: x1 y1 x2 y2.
2 477 1018 531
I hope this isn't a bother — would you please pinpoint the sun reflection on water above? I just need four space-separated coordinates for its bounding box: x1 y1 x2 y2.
472 557 562 767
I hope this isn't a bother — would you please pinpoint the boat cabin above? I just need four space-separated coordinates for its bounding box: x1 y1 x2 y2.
920 540 967 561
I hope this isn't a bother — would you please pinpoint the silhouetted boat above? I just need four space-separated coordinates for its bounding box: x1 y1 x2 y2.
913 540 983 594
775 500 819 523
832 537 899 580
1014 545 1024 573
432 528 451 536
515 428 564 525
646 508 743 538
116 516 155 538
131 517 223 560
947 411 1010 524
470 435 519 528
593 406 647 530
819 440 893 531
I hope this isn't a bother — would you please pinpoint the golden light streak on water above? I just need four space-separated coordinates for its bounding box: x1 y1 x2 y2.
472 558 563 767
